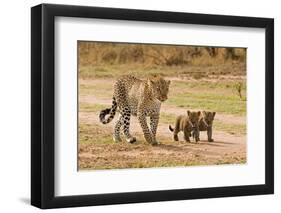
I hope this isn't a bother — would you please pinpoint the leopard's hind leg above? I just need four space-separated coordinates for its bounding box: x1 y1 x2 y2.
113 114 122 142
121 107 136 143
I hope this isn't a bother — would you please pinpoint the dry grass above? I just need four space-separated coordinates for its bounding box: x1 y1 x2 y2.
79 142 246 170
79 41 246 67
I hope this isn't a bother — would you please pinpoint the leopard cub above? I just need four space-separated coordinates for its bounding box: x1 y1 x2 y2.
169 110 201 142
192 111 216 142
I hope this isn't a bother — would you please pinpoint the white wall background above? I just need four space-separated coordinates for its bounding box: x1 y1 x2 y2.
0 0 279 212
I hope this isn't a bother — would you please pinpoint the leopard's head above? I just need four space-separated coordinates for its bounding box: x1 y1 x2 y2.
202 111 216 126
187 110 201 127
149 77 170 102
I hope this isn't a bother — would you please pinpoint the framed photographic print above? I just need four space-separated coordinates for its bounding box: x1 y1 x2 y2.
31 3 274 209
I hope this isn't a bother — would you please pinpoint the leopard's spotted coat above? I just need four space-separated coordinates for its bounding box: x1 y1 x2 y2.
99 75 170 145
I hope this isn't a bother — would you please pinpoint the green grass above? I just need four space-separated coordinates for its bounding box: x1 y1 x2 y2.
214 120 246 135
160 112 177 125
79 103 108 113
167 80 246 116
79 62 246 79
79 65 166 79
167 91 246 116
171 79 246 91
79 82 113 98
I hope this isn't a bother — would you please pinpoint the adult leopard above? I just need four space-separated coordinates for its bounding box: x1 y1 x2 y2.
99 75 170 145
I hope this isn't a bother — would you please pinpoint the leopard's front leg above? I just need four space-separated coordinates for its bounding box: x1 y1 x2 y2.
150 114 159 144
137 112 157 145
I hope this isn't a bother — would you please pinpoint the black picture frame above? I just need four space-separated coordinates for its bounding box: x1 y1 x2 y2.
31 3 274 209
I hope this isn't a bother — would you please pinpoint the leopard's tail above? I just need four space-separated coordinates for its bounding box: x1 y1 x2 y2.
169 125 174 132
99 97 117 124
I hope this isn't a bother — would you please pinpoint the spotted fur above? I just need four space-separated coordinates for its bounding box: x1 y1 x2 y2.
169 110 201 142
192 111 216 142
99 75 170 145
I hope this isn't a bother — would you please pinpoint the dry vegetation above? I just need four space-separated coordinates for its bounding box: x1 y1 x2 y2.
78 42 246 67
78 41 247 170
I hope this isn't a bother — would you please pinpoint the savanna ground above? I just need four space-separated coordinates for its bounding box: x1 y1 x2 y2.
78 42 247 170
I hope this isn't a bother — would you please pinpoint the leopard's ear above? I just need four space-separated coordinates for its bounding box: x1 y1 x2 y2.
213 112 216 117
187 110 191 116
198 111 201 116
166 80 171 85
